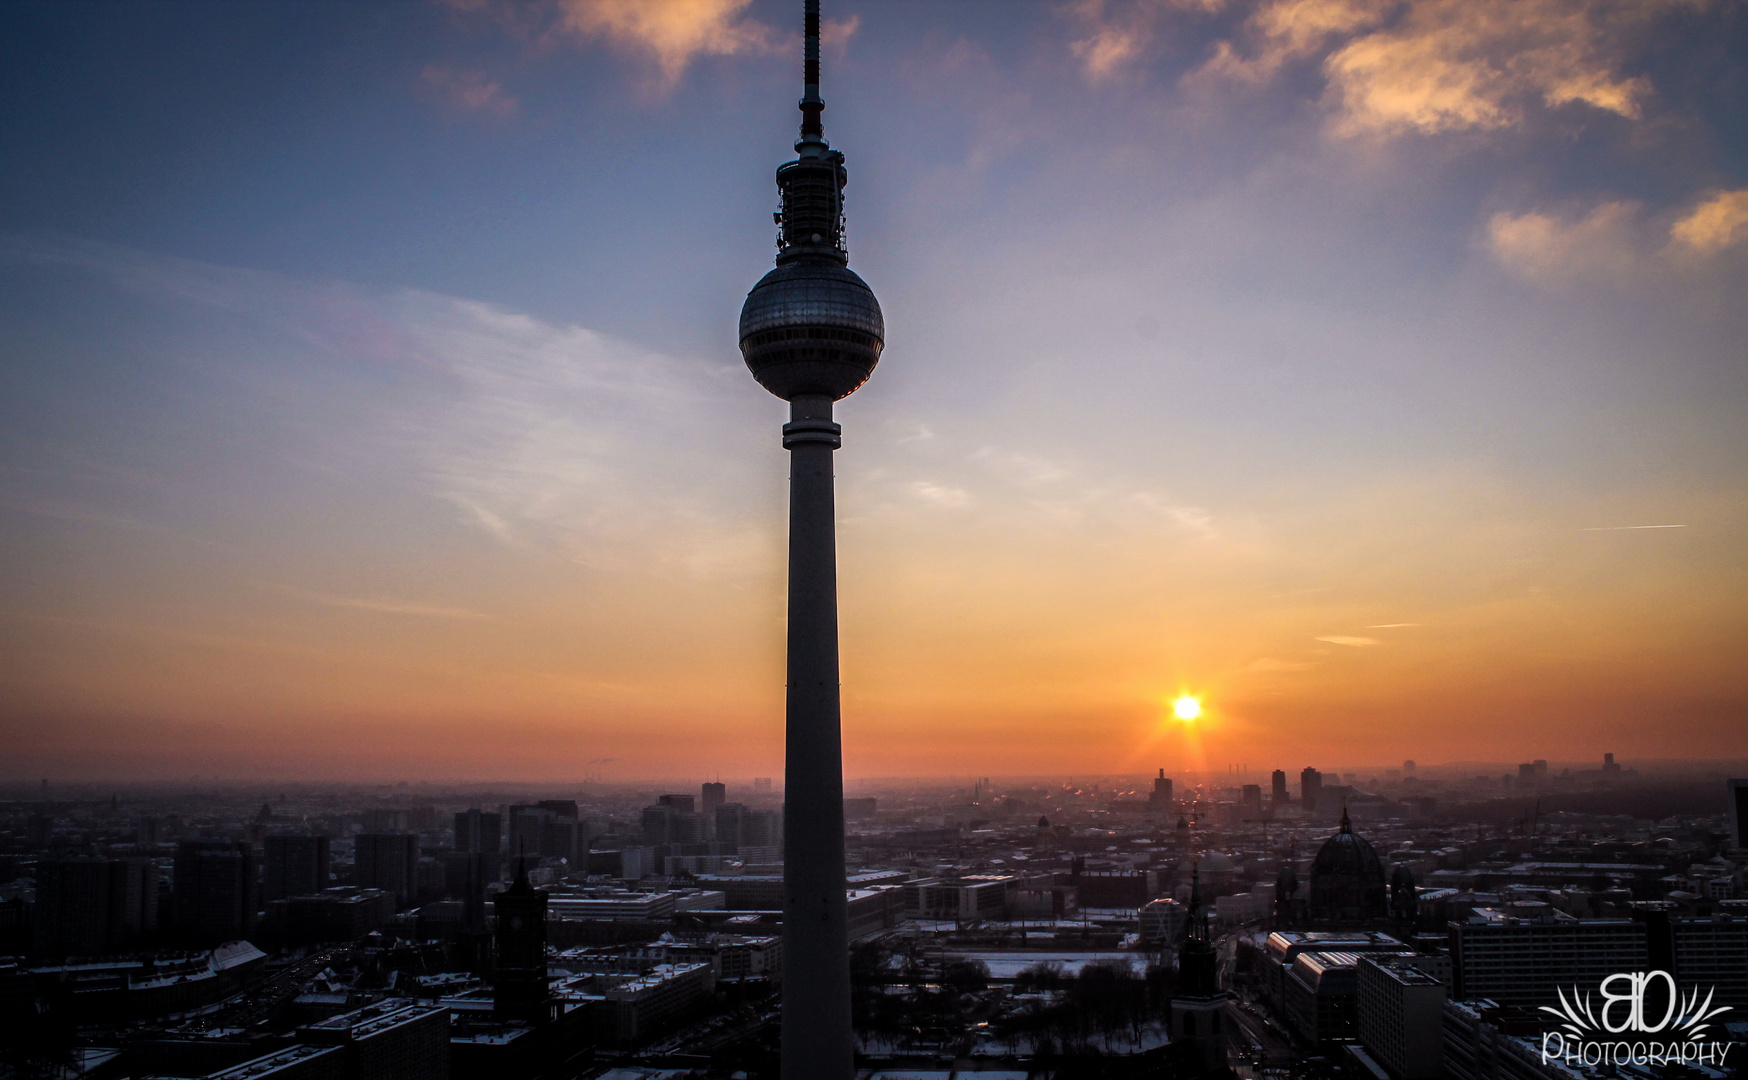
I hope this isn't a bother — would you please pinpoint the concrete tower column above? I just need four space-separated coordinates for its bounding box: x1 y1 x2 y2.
781 392 852 1077
738 4 884 1076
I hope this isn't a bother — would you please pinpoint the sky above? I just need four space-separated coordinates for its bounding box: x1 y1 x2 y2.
1 0 1745 783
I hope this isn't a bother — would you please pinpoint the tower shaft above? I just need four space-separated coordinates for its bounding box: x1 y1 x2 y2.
780 392 853 1079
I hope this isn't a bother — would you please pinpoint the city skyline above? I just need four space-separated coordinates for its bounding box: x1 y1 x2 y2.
3 0 1747 782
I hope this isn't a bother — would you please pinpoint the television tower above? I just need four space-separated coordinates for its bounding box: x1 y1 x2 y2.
738 2 882 1077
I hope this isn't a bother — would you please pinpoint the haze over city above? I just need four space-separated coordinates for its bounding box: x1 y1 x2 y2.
3 0 1746 783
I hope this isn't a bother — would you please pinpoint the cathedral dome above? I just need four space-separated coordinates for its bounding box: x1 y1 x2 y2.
1307 809 1387 923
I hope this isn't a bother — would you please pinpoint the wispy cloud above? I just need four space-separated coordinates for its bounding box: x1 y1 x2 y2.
1316 634 1379 646
1239 655 1317 672
1485 201 1640 283
302 591 494 620
1365 622 1421 628
1580 524 1687 531
539 0 857 88
420 65 518 118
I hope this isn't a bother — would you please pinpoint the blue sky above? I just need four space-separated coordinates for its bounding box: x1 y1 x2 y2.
2 0 1745 781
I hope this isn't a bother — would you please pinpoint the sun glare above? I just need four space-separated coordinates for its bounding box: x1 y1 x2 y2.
1173 695 1201 721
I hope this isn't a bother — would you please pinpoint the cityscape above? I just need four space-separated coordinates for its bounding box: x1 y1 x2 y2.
3 1 1747 1079
2 762 1746 1079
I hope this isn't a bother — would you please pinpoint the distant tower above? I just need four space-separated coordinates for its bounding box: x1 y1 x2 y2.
492 858 553 1023
1271 769 1289 808
738 3 883 1078
701 781 727 816
1300 767 1323 815
1170 868 1230 1071
1149 769 1173 809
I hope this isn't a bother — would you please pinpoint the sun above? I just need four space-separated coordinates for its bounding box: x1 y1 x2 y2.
1173 695 1201 721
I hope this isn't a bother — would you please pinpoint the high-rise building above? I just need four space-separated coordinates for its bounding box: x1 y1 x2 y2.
701 782 727 816
737 5 882 1073
263 834 330 902
1728 779 1748 850
1149 769 1173 809
536 799 577 819
1272 770 1290 808
715 803 747 848
753 777 773 794
454 810 501 860
173 839 258 945
1301 767 1323 814
642 803 702 846
353 832 419 909
1242 784 1263 811
503 805 582 865
1356 957 1445 1080
33 856 158 957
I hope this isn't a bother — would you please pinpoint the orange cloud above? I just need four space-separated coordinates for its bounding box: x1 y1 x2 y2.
553 0 778 85
1668 188 1748 255
1080 0 1681 136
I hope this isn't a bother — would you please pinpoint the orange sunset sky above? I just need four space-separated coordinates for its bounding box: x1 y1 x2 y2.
2 0 1746 781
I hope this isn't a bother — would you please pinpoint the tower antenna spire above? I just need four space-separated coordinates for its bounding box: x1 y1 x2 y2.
799 0 825 153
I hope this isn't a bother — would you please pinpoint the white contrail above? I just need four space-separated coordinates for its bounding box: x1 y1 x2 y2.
1580 524 1687 531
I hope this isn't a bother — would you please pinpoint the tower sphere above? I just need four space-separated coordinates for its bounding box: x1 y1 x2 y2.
740 261 884 401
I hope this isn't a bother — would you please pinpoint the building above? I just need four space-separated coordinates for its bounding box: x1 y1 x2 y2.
546 890 678 921
1149 769 1173 810
298 999 451 1079
173 839 258 945
1272 769 1290 808
1308 810 1388 923
597 962 715 1046
1301 767 1324 815
701 782 726 817
504 806 581 866
1450 911 1648 1004
1285 950 1420 1045
843 797 878 821
1139 898 1187 946
640 803 702 845
1356 957 1446 1080
33 857 158 958
1674 909 1748 1009
1262 930 1410 1010
274 888 395 946
1242 784 1263 811
354 833 420 908
454 810 501 860
1073 865 1160 908
1729 779 1748 851
1441 999 1579 1080
264 835 331 903
207 1044 344 1079
714 803 747 848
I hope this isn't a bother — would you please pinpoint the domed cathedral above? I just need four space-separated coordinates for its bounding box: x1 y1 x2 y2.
1307 807 1388 924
